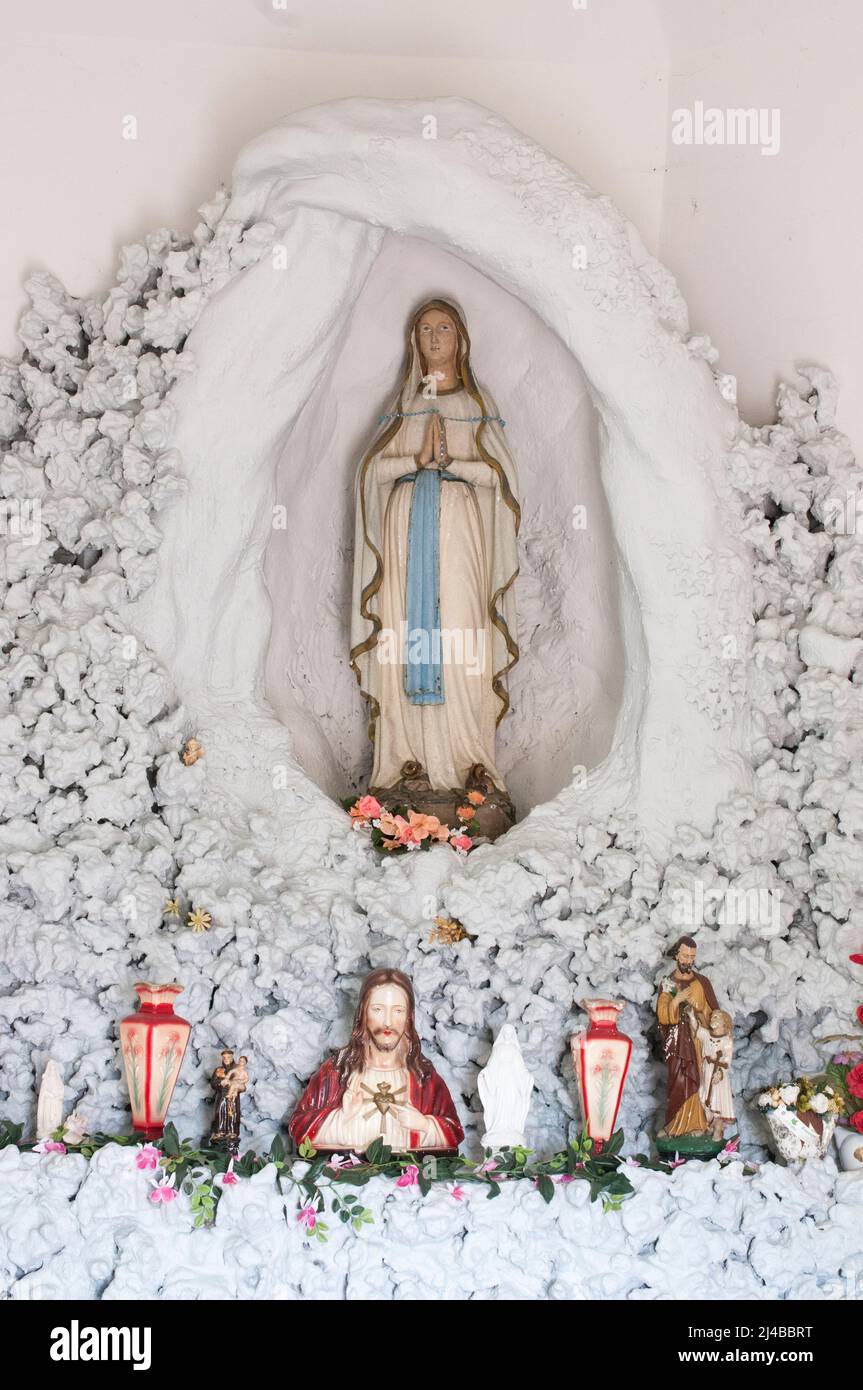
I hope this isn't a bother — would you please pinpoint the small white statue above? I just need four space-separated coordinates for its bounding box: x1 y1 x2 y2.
477 1024 533 1151
36 1059 64 1140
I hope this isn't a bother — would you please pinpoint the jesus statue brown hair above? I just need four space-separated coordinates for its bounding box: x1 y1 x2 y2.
288 968 463 1154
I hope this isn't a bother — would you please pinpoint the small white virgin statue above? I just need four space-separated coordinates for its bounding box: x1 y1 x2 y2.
36 1059 64 1140
350 298 520 801
477 1024 534 1151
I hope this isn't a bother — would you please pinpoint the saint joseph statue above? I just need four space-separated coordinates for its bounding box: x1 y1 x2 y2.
350 300 520 809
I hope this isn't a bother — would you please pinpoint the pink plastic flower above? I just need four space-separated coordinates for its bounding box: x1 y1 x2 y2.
556 1173 575 1184
296 1203 317 1230
135 1143 161 1171
396 1164 420 1188
218 1158 238 1187
477 1158 499 1176
668 1156 688 1169
33 1139 66 1156
149 1174 178 1204
450 833 473 853
448 1183 465 1201
720 1138 741 1157
350 795 383 826
327 1152 362 1172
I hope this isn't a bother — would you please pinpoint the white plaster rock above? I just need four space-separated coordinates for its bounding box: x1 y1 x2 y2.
0 1145 859 1301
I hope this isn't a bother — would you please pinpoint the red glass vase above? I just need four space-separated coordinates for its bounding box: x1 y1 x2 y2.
571 998 632 1150
120 982 191 1139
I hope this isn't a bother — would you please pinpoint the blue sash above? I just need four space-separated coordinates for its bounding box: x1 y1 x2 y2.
399 467 457 705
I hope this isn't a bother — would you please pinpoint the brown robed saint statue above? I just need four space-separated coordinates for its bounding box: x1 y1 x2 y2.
656 936 731 1141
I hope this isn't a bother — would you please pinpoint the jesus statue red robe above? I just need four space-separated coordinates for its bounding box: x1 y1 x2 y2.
289 1055 464 1154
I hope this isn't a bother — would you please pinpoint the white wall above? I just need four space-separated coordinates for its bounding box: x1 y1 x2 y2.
0 6 668 362
660 0 863 449
1 1 860 451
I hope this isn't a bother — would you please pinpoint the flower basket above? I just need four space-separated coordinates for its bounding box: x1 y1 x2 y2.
755 1074 843 1165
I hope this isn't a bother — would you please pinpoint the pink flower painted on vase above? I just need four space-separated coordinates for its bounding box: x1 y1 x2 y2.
135 1144 161 1171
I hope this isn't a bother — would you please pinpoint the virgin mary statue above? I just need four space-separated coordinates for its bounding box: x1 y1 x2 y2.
350 299 520 816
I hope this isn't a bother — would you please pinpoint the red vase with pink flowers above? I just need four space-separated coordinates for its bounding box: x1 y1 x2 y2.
570 998 632 1151
120 982 191 1139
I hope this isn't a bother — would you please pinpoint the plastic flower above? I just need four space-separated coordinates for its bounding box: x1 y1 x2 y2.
477 1158 499 1177
187 906 212 933
857 1006 863 1029
149 1174 178 1204
849 953 863 966
61 1112 88 1145
396 1164 419 1188
217 1158 238 1187
778 1084 800 1107
447 1182 465 1201
296 1203 317 1230
135 1143 161 1171
456 805 475 822
326 1152 362 1172
720 1138 740 1158
809 1091 829 1114
163 898 180 918
668 1156 688 1169
846 1064 863 1101
404 812 449 845
350 795 382 823
757 1087 782 1109
450 833 472 853
33 1139 66 1155
466 790 485 806
850 1110 863 1134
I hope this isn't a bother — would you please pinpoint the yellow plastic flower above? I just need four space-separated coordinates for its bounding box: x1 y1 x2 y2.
163 899 180 918
187 907 212 934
